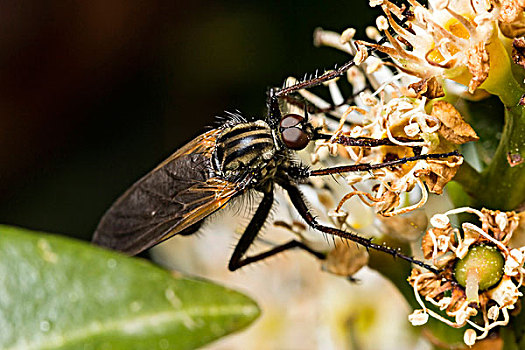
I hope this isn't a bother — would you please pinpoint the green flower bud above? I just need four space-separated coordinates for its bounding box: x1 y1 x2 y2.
454 245 505 297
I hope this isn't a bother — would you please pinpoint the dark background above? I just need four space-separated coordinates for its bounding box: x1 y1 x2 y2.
0 1 377 240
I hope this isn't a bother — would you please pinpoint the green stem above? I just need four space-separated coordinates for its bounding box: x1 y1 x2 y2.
485 72 523 108
455 38 525 211
475 104 525 211
367 236 419 310
451 162 480 199
481 38 524 107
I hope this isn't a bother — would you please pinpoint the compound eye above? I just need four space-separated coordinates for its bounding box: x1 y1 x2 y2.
280 114 304 128
282 127 310 150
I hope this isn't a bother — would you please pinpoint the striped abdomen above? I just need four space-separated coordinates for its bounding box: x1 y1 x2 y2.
214 120 275 175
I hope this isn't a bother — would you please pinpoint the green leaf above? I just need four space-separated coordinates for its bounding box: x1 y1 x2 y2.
0 225 260 350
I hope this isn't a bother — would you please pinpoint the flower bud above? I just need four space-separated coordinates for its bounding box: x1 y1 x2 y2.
454 245 505 292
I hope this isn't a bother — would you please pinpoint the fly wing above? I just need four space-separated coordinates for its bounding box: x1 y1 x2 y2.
92 129 243 255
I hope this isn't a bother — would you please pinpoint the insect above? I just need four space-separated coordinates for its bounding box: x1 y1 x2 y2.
92 60 457 273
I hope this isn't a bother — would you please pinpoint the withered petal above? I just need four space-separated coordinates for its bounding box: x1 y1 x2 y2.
408 77 445 99
418 156 463 194
466 43 490 93
323 240 369 277
512 37 525 68
431 101 479 144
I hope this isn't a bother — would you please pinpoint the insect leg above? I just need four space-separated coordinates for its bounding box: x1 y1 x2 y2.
274 60 356 98
278 178 439 273
307 151 460 177
228 189 325 271
278 86 367 115
266 60 357 128
311 134 424 148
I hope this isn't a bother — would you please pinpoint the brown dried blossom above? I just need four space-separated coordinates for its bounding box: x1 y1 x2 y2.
498 0 525 24
323 241 369 277
497 0 525 38
407 77 445 99
480 208 520 242
410 207 524 346
466 42 491 93
512 37 525 68
417 155 464 194
352 0 519 94
303 86 465 219
431 101 479 145
499 12 525 38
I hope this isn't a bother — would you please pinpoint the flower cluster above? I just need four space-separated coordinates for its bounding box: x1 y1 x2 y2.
408 208 523 346
291 28 475 223
357 0 523 94
288 0 525 346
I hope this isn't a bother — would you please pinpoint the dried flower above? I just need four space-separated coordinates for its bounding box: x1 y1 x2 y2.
302 19 481 224
431 101 479 144
409 207 524 346
305 84 465 217
355 0 518 95
322 240 370 277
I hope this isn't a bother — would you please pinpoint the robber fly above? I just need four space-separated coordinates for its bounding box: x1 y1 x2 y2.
92 60 457 273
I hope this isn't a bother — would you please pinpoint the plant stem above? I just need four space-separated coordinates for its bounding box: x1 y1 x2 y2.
454 38 525 211
368 236 419 310
475 104 525 211
452 162 480 199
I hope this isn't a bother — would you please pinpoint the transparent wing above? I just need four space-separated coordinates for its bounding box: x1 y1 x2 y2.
92 129 245 255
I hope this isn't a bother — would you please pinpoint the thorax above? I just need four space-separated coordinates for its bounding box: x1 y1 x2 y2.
213 120 277 181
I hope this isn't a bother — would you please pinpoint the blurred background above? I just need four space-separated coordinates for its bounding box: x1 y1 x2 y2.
0 0 378 240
